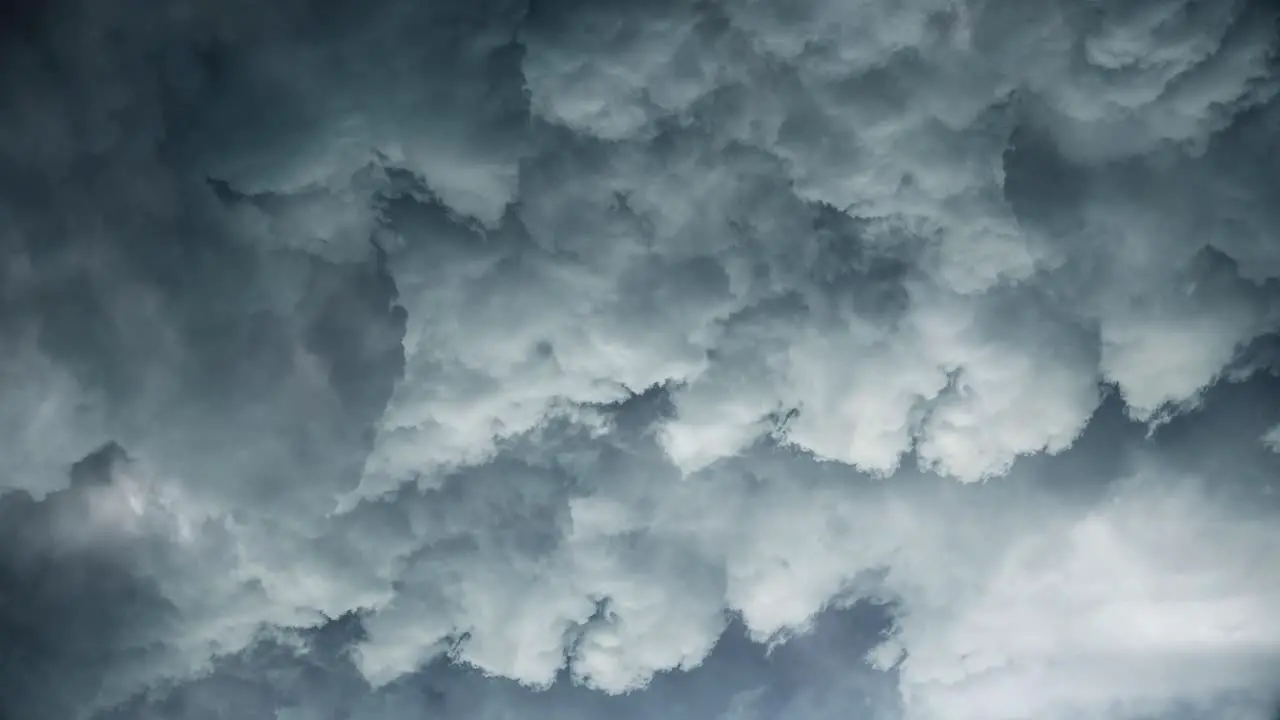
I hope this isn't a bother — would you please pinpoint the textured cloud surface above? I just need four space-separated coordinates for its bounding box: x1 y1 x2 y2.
2 0 1280 718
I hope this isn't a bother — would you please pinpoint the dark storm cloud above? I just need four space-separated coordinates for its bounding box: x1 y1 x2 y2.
2 0 1280 719
93 604 899 720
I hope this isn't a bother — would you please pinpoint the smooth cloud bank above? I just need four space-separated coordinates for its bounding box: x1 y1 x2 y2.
2 0 1280 718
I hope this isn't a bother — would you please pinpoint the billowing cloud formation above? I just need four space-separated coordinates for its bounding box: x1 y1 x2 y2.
2 0 1280 718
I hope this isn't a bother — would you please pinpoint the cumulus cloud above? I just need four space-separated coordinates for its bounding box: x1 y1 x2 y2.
2 0 1280 718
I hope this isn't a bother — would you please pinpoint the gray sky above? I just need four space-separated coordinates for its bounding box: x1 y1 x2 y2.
2 0 1280 718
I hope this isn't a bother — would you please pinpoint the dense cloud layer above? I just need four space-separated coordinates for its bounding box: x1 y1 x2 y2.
2 0 1280 718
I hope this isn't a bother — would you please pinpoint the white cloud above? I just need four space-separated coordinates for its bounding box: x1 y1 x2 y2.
1264 424 1280 453
888 471 1280 720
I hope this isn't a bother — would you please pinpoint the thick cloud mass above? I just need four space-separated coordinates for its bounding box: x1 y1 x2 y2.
2 0 1280 718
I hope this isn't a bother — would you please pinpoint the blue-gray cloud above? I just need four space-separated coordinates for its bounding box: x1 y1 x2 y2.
2 0 1280 718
